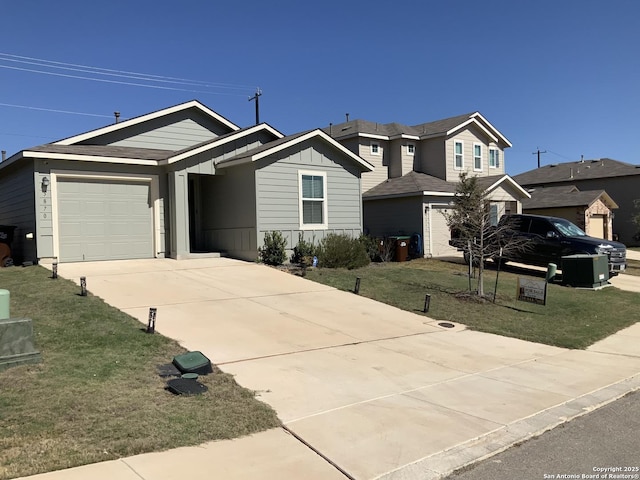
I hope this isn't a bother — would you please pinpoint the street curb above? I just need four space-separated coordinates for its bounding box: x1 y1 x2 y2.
376 373 640 480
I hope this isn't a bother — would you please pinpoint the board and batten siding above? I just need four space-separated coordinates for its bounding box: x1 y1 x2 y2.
0 160 36 263
78 110 234 150
196 164 257 261
255 139 364 252
444 126 505 182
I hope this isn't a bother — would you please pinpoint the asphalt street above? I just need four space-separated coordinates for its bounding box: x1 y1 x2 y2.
445 390 640 480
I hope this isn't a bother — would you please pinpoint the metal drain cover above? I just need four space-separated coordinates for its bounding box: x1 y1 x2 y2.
438 322 455 329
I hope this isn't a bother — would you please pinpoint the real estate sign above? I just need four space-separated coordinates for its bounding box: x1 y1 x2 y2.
516 277 547 305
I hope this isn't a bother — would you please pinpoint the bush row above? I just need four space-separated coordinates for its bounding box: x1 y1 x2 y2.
258 231 376 269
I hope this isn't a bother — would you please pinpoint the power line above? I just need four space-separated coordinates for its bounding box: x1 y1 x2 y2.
0 64 250 96
0 102 114 118
0 52 256 91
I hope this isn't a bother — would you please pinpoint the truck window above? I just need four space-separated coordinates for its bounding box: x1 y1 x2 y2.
529 218 552 236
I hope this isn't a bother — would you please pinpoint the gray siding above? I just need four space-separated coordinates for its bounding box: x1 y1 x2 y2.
197 165 257 261
178 131 275 176
0 160 36 263
363 196 423 238
255 138 363 255
78 110 234 150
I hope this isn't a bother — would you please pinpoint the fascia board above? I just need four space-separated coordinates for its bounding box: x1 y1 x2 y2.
54 100 240 145
389 134 421 140
0 151 25 170
234 130 374 171
358 132 389 141
164 124 284 165
471 112 513 147
484 175 531 198
364 191 454 201
24 150 158 166
447 118 499 144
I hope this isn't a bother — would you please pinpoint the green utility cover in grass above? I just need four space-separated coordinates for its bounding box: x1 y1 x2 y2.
0 289 9 320
172 351 213 375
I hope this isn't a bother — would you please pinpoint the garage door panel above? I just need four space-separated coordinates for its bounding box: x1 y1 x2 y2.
57 178 153 262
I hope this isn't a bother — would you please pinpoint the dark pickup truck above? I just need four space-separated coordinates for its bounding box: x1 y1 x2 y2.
494 214 626 274
451 214 627 274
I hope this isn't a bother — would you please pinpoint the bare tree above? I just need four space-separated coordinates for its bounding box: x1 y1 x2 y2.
445 173 530 299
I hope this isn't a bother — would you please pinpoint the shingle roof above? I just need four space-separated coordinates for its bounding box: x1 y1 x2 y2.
363 171 457 198
513 158 640 186
522 185 617 209
411 112 477 136
26 144 173 161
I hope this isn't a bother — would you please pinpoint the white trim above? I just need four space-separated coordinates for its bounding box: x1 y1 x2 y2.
164 124 284 164
363 191 455 201
298 170 328 230
370 141 380 156
447 118 499 144
54 100 239 145
470 112 513 147
24 151 158 166
454 140 464 170
217 129 374 172
359 133 389 141
489 147 499 168
50 170 160 261
483 175 531 198
406 143 415 156
473 143 483 172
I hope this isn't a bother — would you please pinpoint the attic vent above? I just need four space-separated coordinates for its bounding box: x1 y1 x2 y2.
549 164 557 167
591 160 599 163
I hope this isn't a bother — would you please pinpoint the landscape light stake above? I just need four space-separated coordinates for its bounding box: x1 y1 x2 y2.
354 277 361 294
423 294 431 313
80 276 87 296
51 261 58 279
147 307 157 334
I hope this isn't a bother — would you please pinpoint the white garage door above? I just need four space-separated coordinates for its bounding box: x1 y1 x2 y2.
428 205 459 257
57 178 153 262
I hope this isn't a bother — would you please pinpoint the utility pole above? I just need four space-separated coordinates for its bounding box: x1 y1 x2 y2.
248 88 262 125
532 147 547 168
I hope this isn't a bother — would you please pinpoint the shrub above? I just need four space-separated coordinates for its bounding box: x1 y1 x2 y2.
291 232 317 265
359 234 380 262
317 233 370 269
258 231 287 266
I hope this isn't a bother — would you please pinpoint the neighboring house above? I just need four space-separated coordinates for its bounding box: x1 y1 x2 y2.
0 100 373 264
513 159 640 245
325 112 529 257
522 185 618 240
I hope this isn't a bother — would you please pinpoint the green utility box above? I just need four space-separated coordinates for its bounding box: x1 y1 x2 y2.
172 351 213 375
561 254 609 288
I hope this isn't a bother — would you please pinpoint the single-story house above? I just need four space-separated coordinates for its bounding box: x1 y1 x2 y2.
0 100 373 264
522 185 618 240
514 158 640 245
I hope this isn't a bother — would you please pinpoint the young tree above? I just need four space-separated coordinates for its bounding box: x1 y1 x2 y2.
444 173 529 299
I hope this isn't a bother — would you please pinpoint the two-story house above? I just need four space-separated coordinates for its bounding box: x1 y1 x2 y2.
326 112 530 257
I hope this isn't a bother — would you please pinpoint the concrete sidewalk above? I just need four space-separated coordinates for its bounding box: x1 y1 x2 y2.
19 257 640 480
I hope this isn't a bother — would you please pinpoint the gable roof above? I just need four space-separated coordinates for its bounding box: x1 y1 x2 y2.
522 185 618 210
514 158 640 186
325 112 511 147
363 172 529 200
216 129 374 171
53 100 240 146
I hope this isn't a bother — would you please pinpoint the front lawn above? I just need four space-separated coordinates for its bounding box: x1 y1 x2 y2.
0 266 280 480
305 258 640 349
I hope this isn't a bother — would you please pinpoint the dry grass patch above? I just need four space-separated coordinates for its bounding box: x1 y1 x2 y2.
0 266 280 479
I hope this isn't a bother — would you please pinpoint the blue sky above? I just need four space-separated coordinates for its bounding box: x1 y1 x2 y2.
1 0 638 175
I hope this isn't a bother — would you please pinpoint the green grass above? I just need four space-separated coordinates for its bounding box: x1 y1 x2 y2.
0 267 280 480
305 258 640 349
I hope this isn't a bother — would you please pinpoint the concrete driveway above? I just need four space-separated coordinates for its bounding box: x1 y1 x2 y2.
55 257 640 480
